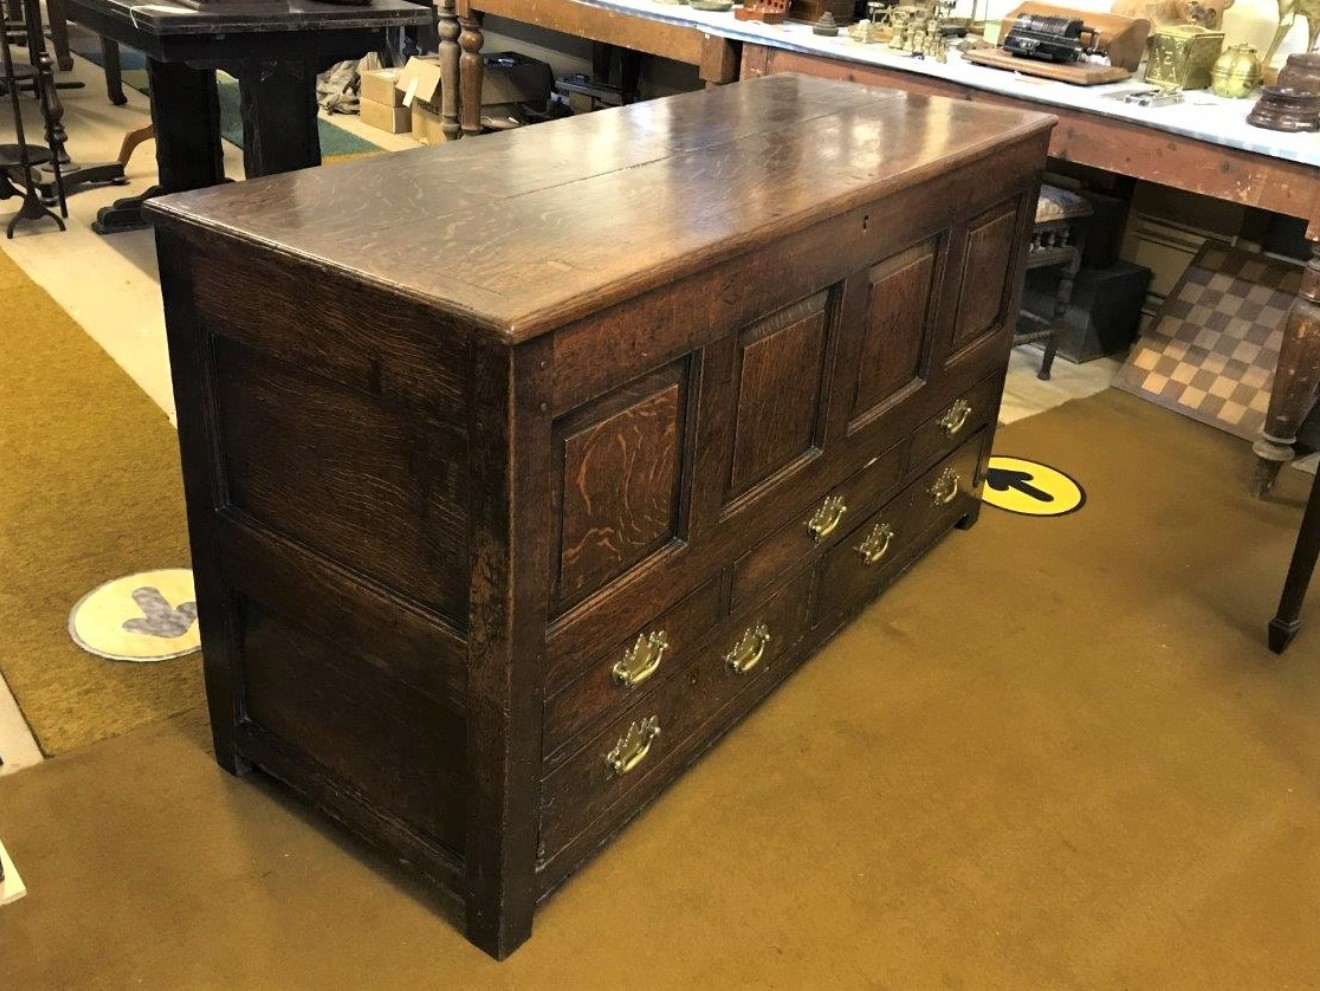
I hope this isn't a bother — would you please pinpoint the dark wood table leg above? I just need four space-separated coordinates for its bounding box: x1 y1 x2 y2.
1270 465 1320 652
236 58 320 177
438 0 460 141
44 0 72 71
100 35 125 105
458 5 483 138
93 59 223 235
1254 238 1320 497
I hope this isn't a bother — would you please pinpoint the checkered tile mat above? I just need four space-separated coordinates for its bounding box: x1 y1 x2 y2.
1113 244 1302 442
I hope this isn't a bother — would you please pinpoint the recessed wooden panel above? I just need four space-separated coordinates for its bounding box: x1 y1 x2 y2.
952 206 1018 353
213 338 469 624
554 362 688 609
727 292 830 499
241 599 467 854
851 241 939 424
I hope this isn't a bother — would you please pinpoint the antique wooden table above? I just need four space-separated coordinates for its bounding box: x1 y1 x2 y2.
63 0 431 234
445 0 742 138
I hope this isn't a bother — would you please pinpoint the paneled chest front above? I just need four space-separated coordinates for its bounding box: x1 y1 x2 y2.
148 74 1053 959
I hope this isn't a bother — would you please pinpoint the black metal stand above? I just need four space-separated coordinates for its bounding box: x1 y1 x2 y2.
0 2 62 236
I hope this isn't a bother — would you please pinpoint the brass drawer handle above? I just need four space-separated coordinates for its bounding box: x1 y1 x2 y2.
938 398 972 437
612 630 669 688
725 623 772 676
856 522 896 566
605 716 661 776
806 495 847 543
929 468 961 506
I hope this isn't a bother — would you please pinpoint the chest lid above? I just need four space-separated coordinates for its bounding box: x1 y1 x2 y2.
147 73 1053 344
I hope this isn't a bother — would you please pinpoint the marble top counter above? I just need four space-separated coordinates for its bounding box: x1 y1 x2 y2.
525 0 1319 168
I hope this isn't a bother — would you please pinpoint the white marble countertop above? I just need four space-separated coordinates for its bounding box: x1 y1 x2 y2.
516 0 1320 168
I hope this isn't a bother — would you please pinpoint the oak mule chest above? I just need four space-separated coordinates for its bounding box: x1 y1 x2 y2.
149 74 1053 959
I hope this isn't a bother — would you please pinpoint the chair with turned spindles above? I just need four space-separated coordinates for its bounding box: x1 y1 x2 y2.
1017 184 1094 381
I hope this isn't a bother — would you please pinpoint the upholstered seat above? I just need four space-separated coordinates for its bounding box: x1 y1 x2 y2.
1017 184 1095 380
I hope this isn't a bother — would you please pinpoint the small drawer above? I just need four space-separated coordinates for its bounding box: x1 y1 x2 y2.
909 373 1001 475
539 567 815 862
730 439 905 609
817 432 985 629
543 578 722 762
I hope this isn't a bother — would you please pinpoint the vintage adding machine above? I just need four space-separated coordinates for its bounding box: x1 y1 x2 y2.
1003 13 1099 63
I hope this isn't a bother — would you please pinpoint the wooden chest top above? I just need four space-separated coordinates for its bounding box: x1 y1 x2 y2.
147 73 1053 342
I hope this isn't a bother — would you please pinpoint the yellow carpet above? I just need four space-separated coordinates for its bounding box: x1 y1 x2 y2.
0 248 202 755
1 388 1318 987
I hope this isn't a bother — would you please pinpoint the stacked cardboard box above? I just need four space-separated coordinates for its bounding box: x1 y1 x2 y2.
359 67 410 134
393 53 556 145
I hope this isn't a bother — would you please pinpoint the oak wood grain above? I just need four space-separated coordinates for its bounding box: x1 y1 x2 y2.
148 74 1054 343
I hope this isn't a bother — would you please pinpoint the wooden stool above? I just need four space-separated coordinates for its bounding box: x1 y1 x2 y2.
1018 183 1093 380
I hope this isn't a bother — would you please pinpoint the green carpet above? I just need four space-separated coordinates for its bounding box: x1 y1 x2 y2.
3 388 1320 987
116 68 381 160
0 249 203 756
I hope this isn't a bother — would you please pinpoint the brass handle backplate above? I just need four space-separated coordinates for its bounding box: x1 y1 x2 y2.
725 623 772 675
612 630 669 688
806 495 847 543
938 399 972 438
605 716 661 776
856 522 896 566
929 468 961 506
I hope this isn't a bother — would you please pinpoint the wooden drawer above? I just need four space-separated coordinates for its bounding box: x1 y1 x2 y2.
908 372 1002 476
730 439 906 609
817 432 986 628
543 578 722 766
539 566 815 862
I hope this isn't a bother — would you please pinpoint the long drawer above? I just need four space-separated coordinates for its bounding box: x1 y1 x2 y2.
538 566 816 863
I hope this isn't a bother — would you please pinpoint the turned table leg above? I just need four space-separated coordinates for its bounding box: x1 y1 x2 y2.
458 5 484 138
1254 239 1320 497
438 0 460 141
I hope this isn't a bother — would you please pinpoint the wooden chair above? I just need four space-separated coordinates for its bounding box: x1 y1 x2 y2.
1017 183 1093 380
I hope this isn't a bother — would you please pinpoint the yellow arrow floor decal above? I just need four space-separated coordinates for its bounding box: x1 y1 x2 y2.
983 456 1085 517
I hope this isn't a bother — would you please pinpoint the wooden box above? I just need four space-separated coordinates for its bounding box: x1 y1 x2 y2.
789 0 856 23
146 75 1052 959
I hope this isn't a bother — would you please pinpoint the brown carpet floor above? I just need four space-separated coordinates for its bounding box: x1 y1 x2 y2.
2 388 1318 989
0 249 202 755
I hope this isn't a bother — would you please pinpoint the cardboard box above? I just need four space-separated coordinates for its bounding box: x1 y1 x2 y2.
360 67 404 107
360 97 410 134
396 56 443 110
393 53 555 143
395 57 447 144
411 102 446 145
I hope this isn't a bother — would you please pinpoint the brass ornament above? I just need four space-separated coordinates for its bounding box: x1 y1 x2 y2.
1144 24 1225 89
1211 43 1263 97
